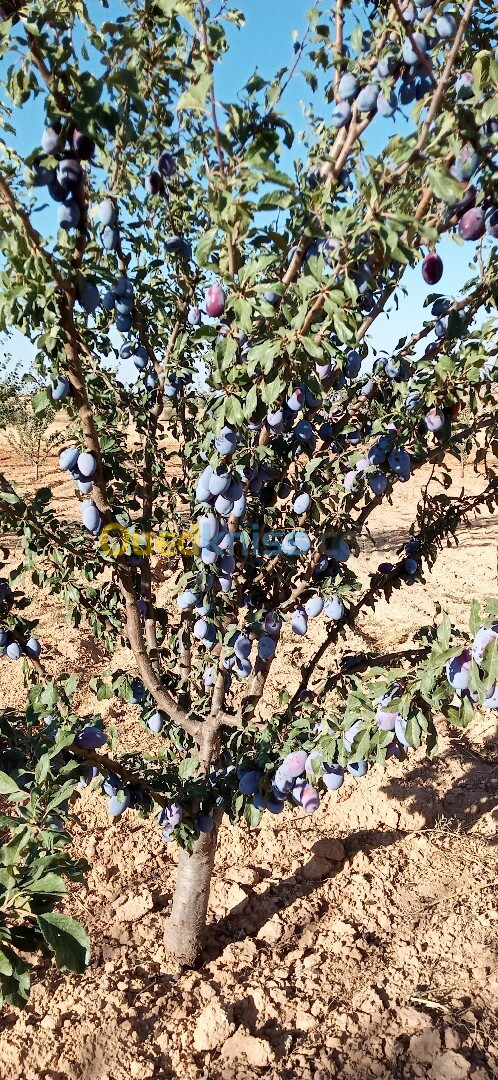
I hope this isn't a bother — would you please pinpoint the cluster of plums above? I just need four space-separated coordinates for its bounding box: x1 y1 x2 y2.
118 337 160 394
58 446 103 534
59 445 97 496
446 621 498 709
45 619 498 838
238 742 368 819
30 120 95 231
158 753 235 841
0 579 41 661
331 8 497 135
344 431 412 495
144 149 177 199
177 592 282 672
331 9 457 130
324 8 498 282
0 626 41 661
103 274 134 334
117 335 191 396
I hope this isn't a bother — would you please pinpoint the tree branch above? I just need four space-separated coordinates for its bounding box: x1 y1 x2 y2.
0 173 65 291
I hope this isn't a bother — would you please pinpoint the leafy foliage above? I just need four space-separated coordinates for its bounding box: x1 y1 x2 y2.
0 0 497 998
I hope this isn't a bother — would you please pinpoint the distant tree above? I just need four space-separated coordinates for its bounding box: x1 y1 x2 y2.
0 360 64 481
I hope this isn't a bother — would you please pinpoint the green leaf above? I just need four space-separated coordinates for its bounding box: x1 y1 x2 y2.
35 754 51 786
244 803 262 830
27 873 66 896
0 771 20 796
154 0 196 22
0 948 13 977
351 23 363 52
426 167 464 205
0 944 30 1008
244 384 258 418
301 336 324 360
178 757 199 779
405 715 421 749
446 694 475 729
436 613 452 651
177 74 213 113
333 313 353 344
0 490 21 506
238 255 278 285
481 97 498 121
469 600 481 635
261 375 285 406
37 913 90 973
196 227 219 267
31 389 52 417
224 396 245 427
0 830 30 867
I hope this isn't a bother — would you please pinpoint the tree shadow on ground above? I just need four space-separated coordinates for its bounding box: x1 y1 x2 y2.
361 508 498 558
202 730 497 965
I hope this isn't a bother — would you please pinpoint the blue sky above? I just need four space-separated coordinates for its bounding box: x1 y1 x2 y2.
0 0 486 380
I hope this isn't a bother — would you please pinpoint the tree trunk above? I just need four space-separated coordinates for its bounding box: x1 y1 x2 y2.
164 826 218 967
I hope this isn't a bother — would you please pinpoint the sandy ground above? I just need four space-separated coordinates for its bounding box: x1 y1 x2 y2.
0 444 497 1080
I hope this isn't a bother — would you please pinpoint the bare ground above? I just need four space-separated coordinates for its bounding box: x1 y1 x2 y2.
0 445 497 1080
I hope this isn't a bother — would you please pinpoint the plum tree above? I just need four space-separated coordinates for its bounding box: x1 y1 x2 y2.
0 0 497 1007
0 361 62 480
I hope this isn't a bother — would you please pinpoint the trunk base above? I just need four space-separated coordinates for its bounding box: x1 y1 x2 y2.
164 827 218 967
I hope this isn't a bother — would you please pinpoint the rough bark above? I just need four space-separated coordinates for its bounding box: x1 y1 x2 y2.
164 826 218 967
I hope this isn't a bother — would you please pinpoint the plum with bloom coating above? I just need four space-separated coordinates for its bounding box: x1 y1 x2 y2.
422 253 443 284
